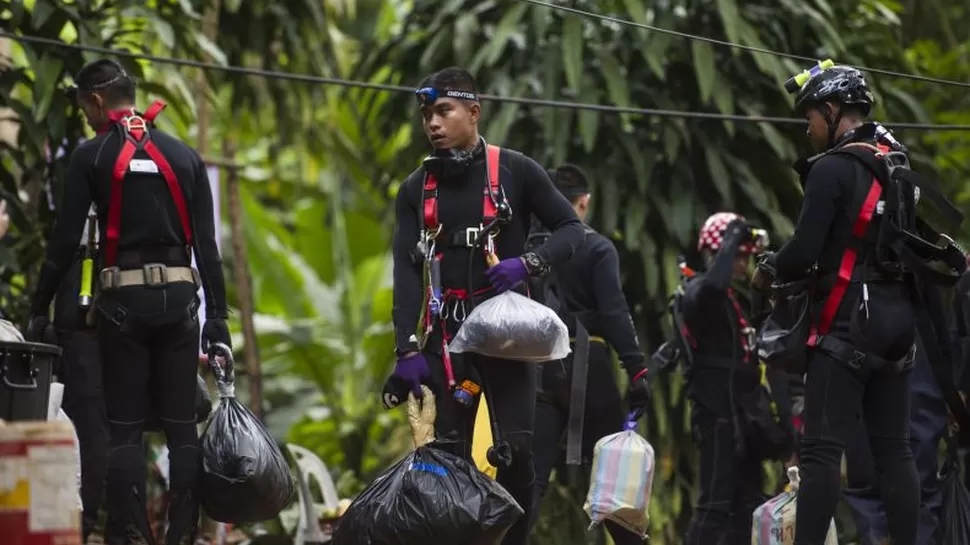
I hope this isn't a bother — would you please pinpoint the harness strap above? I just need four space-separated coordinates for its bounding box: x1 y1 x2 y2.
103 100 193 267
807 144 888 346
423 145 502 231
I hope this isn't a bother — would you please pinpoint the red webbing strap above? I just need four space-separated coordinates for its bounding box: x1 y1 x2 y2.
422 144 502 231
807 180 883 346
105 142 137 266
103 101 193 267
483 144 500 222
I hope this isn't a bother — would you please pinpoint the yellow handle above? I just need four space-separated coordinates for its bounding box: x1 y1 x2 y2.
79 258 94 297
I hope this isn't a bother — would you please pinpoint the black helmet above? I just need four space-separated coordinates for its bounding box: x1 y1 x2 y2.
794 65 874 117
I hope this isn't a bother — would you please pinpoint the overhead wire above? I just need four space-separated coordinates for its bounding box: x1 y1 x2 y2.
3 30 970 131
521 0 970 89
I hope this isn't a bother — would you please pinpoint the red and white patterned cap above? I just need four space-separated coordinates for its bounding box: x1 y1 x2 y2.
697 212 755 254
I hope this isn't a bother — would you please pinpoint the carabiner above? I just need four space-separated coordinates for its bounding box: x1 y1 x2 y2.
454 299 467 322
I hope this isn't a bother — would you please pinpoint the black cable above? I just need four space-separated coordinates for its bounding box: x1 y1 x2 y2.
522 0 970 90
5 30 970 131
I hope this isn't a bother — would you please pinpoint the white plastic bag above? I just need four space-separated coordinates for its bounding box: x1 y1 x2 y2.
448 291 570 363
48 383 82 512
752 467 838 545
583 418 656 538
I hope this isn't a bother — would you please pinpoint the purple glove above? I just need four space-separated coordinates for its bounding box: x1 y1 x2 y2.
381 352 431 409
485 257 529 294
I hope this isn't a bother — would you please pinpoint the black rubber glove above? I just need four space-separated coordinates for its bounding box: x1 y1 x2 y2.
625 362 653 412
381 374 410 410
752 251 777 293
25 315 57 344
201 318 231 353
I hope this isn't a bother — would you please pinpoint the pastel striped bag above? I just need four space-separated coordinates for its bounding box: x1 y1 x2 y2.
752 467 838 545
583 412 656 538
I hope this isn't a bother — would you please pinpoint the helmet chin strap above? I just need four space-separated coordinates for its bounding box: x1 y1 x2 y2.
824 104 845 150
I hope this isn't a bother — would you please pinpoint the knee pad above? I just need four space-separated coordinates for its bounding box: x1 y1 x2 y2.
162 419 199 450
107 419 143 448
106 444 144 482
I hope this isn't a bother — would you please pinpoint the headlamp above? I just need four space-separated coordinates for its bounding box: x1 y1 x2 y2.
415 87 479 106
784 59 835 93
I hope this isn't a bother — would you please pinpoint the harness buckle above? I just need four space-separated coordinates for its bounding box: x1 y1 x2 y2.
465 226 481 248
847 350 865 370
142 263 169 287
99 267 121 290
122 114 147 133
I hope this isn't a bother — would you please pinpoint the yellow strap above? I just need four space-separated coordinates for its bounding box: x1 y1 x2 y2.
570 335 606 345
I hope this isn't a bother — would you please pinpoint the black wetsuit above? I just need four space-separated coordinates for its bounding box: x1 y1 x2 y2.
392 142 584 545
773 123 919 545
682 224 766 545
525 224 643 545
31 117 227 545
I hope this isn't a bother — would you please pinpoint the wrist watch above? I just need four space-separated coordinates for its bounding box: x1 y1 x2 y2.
522 252 550 277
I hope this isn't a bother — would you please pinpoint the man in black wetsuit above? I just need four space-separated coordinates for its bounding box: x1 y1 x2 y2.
382 67 584 545
682 212 768 545
25 59 230 545
525 164 651 545
767 65 920 545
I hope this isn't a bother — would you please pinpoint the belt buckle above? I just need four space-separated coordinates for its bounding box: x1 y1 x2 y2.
100 267 121 290
465 226 481 248
142 263 168 287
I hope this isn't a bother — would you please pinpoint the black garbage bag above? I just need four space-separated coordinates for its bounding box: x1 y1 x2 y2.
939 449 970 544
199 344 295 523
757 276 815 375
332 443 524 545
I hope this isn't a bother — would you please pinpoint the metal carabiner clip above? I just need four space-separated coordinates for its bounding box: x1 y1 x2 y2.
453 299 467 322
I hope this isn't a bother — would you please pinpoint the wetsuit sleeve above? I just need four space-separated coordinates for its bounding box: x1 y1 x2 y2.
681 223 745 323
190 155 229 319
31 147 95 316
519 156 583 267
392 177 422 353
590 239 644 368
773 157 844 279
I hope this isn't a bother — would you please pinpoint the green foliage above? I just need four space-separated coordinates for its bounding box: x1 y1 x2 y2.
4 0 970 542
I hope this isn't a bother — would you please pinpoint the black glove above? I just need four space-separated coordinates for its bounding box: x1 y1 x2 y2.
752 251 777 293
625 362 652 411
381 374 410 409
201 318 231 353
25 315 57 344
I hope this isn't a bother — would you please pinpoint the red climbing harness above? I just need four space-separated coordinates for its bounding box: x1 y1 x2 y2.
423 144 501 231
421 144 502 387
807 143 890 346
102 100 192 267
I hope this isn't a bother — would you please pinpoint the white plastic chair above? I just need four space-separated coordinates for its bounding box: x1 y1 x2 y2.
286 443 339 545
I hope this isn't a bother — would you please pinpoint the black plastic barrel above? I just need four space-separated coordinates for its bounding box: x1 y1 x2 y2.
0 341 62 421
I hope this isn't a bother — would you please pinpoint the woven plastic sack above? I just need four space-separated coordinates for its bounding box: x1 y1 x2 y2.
448 291 570 363
752 467 838 545
583 413 655 538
